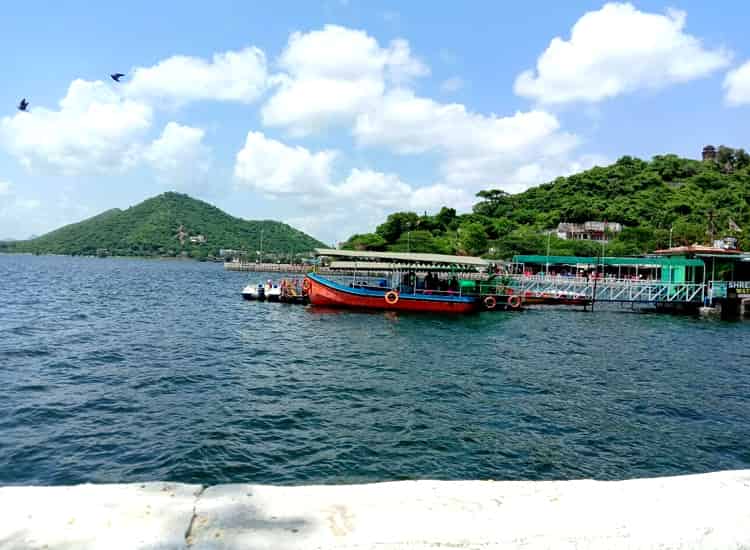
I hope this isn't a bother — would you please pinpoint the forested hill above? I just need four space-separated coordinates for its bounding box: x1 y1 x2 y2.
0 192 326 259
344 149 750 258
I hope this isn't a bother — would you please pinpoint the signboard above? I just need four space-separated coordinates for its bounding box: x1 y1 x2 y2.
713 281 750 298
728 281 750 296
711 282 727 299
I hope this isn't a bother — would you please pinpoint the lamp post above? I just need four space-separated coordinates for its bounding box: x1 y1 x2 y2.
406 223 411 253
669 226 673 249
545 230 552 276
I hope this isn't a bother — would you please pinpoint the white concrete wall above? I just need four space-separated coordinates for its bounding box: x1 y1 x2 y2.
1 470 749 549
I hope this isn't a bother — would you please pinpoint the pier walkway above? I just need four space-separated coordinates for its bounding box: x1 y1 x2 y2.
509 275 706 304
225 261 314 273
2 470 749 549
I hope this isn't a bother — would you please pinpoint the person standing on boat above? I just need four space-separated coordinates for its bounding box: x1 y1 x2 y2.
449 276 459 292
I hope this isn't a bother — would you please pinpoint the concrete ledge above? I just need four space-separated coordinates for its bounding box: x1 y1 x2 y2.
0 482 201 549
2 471 749 549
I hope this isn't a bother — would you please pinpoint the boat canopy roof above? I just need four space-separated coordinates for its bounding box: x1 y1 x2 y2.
513 255 705 268
329 261 483 272
315 248 490 268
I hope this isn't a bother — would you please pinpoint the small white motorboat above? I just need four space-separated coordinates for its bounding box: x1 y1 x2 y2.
241 281 282 302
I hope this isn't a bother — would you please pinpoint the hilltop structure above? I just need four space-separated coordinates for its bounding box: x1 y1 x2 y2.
702 145 717 162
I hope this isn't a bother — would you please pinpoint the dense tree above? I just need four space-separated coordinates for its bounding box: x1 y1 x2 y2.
458 222 488 256
375 212 419 243
333 152 750 259
343 233 387 251
388 230 453 254
435 207 457 230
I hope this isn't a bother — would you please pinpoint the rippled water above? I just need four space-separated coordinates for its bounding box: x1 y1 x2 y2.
1 254 749 486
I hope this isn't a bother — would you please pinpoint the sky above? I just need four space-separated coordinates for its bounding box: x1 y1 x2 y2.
1 1 750 244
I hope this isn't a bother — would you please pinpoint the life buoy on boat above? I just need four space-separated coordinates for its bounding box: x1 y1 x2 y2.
508 295 522 309
385 290 399 305
483 296 497 310
302 278 312 294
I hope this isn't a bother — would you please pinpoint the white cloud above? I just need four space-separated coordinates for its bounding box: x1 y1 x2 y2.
233 131 475 241
0 79 152 175
143 122 212 189
440 76 465 93
724 60 750 106
408 183 474 212
355 89 565 155
0 78 218 188
286 180 476 244
261 25 427 135
234 131 336 195
0 180 11 195
354 89 582 190
125 47 268 105
514 2 731 104
328 168 413 209
260 24 593 196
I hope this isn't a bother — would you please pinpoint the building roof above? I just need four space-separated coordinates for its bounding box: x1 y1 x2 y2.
653 245 743 255
315 248 490 267
513 255 705 267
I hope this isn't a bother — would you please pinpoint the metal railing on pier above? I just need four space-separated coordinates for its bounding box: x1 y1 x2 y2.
225 262 323 273
508 275 705 304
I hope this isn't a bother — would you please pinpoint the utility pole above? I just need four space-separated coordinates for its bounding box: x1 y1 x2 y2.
259 228 264 264
669 225 673 248
707 209 716 245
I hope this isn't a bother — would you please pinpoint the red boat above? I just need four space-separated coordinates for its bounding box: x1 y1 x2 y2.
304 272 479 314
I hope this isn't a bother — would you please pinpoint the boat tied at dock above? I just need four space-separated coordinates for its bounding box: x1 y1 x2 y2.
302 249 521 314
241 278 308 304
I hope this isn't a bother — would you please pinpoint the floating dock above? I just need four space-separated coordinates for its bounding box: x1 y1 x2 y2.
2 470 749 549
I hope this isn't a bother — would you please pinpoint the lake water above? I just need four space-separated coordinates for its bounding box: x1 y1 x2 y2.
1 254 749 486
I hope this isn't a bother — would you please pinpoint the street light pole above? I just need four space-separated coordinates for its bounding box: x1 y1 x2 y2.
545 230 552 275
669 226 673 249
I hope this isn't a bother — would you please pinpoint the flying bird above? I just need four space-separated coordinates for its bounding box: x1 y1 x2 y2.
110 73 125 82
18 98 29 112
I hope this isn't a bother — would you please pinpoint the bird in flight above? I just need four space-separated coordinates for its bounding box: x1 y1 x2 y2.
110 73 125 82
18 98 29 112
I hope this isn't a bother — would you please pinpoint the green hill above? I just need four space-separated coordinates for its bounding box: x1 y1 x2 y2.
1 192 326 259
344 148 750 258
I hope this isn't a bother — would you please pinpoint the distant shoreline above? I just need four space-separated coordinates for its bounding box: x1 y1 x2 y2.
0 252 219 262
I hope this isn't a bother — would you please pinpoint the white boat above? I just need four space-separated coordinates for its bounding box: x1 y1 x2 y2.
241 281 282 302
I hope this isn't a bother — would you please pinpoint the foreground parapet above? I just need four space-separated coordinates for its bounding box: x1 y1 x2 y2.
2 470 749 549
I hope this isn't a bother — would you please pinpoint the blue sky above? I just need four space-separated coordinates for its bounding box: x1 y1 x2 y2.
2 1 750 244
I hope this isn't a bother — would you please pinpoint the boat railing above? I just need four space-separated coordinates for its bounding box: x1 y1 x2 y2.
411 288 466 297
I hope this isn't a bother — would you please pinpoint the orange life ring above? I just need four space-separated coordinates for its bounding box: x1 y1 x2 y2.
302 278 312 294
385 290 399 305
508 295 522 309
483 296 497 310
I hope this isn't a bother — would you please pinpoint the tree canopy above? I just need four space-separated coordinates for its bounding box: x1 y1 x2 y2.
341 150 750 257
